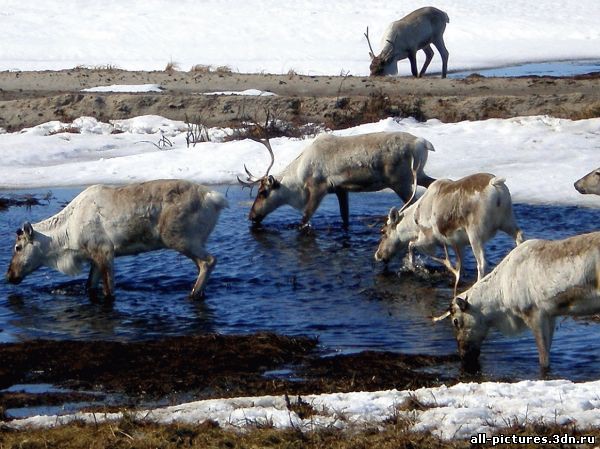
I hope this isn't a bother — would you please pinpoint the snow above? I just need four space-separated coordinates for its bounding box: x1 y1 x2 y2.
1 0 600 439
8 380 600 439
1 115 598 209
0 0 599 76
81 84 164 93
201 89 277 96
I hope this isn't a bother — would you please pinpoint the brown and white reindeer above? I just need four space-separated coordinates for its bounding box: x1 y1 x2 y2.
433 231 600 374
365 6 450 78
6 179 228 300
574 167 600 195
238 131 436 228
375 173 524 293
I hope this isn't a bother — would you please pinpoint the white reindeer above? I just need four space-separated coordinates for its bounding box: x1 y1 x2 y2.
6 180 228 300
434 231 600 373
574 167 600 195
239 131 435 228
365 6 450 77
375 173 524 293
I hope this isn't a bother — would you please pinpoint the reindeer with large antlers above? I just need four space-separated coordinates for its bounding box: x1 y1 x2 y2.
239 127 436 229
365 6 449 77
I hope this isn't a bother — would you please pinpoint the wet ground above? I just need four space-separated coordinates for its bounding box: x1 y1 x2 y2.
1 186 600 419
0 334 458 420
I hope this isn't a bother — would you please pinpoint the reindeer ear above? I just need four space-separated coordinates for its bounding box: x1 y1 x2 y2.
388 207 399 224
456 296 469 312
267 175 280 189
22 222 34 240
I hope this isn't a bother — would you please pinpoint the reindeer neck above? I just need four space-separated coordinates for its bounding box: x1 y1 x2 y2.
276 172 308 210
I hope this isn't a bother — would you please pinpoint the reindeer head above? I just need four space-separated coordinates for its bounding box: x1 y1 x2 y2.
374 207 407 263
433 294 488 373
364 27 394 77
6 222 42 284
237 123 282 224
574 168 600 195
375 157 420 263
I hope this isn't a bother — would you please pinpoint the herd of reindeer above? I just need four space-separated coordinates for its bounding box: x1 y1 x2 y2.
4 6 600 374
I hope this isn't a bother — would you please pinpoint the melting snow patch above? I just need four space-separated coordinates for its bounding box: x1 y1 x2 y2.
81 84 164 93
7 380 600 440
201 89 277 96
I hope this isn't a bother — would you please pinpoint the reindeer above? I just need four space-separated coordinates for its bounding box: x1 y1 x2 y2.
574 167 600 195
433 231 600 374
375 173 524 294
365 6 450 78
238 131 436 228
6 180 228 300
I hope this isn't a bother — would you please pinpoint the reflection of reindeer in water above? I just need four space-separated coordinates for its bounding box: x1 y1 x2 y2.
239 130 436 229
365 6 450 77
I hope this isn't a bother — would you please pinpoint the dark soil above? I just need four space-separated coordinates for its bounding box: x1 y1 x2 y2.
0 333 458 418
1 68 599 133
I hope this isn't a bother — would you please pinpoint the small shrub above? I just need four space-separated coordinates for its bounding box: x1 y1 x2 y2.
165 61 180 74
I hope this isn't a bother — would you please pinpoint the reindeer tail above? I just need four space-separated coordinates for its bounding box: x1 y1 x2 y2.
207 190 230 210
490 176 507 187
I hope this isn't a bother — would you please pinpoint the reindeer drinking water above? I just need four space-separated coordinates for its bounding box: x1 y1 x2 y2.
238 131 436 228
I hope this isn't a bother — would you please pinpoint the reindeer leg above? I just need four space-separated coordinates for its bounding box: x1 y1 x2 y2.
419 45 434 77
86 263 101 291
335 189 349 229
300 183 327 228
468 234 486 282
190 254 216 300
89 245 115 300
100 260 115 300
407 51 419 77
86 263 103 302
432 38 449 78
526 310 556 374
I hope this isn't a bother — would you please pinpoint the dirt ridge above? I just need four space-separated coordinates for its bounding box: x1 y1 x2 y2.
1 68 599 132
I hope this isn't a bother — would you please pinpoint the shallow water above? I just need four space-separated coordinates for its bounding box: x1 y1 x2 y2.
450 59 600 78
1 186 600 382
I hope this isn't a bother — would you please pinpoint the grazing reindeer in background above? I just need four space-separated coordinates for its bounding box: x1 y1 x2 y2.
375 173 524 294
238 129 436 229
433 231 600 374
365 6 450 78
574 167 600 195
6 180 228 300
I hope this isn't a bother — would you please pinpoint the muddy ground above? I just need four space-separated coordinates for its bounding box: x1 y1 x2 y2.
0 67 599 132
0 333 459 419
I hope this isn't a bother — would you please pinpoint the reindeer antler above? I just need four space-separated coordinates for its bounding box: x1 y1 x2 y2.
396 155 420 214
237 110 276 188
364 27 376 59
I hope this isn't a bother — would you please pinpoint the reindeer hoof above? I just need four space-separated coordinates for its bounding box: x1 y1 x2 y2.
189 290 206 301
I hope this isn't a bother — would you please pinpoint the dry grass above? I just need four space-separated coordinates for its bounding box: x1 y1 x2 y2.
0 419 461 449
2 415 599 449
47 125 81 136
189 64 233 75
164 61 180 74
189 64 212 74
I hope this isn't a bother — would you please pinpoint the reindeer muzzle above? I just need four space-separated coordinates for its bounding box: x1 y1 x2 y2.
249 210 264 224
574 180 588 194
6 270 22 284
